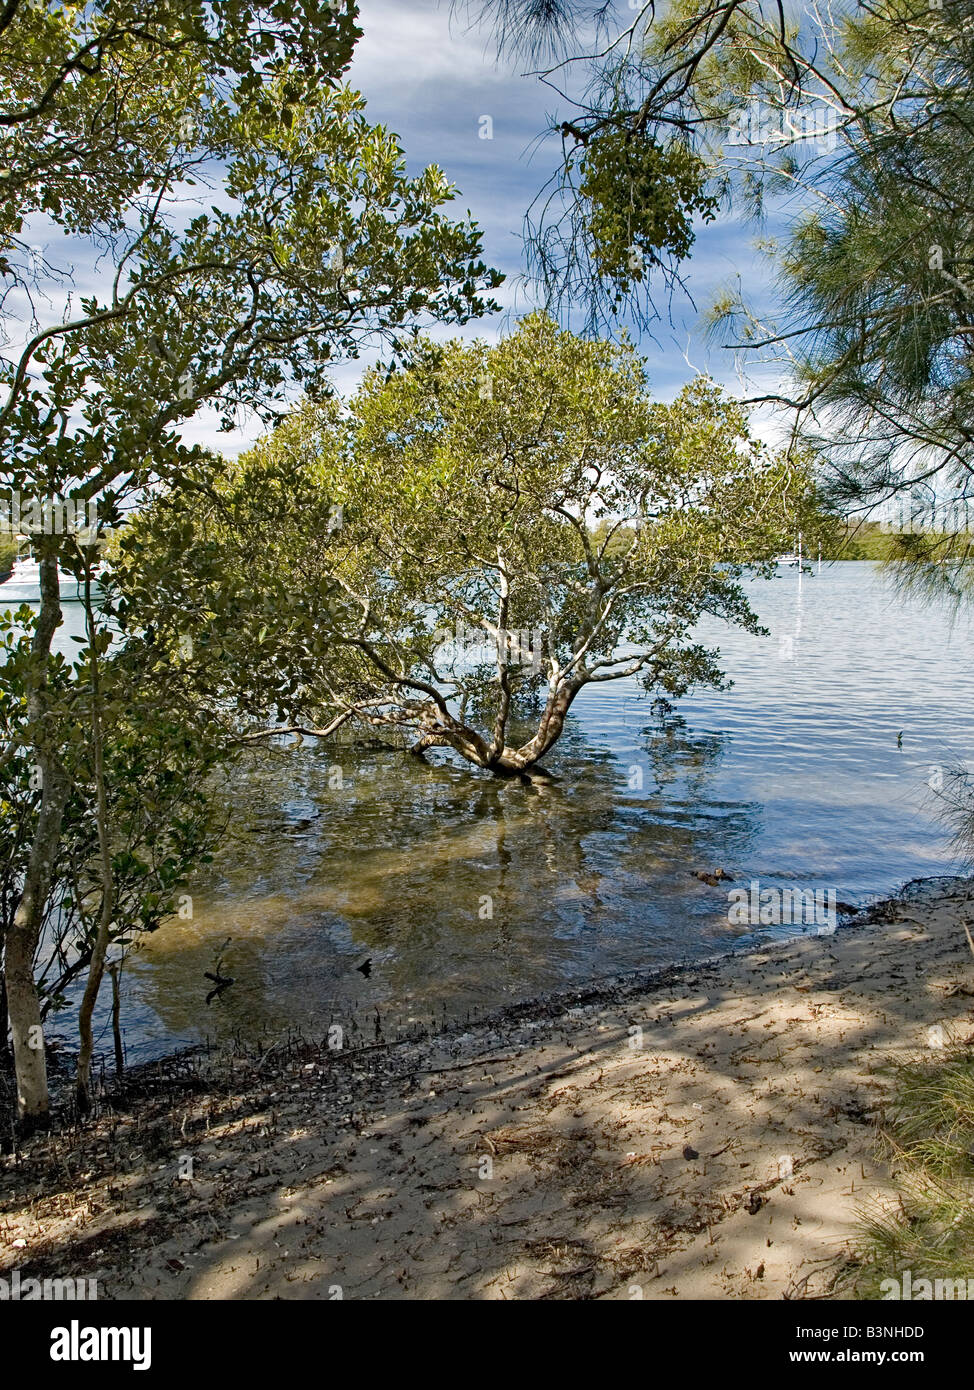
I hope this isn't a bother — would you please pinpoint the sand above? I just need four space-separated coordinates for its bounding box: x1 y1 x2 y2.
2 878 973 1300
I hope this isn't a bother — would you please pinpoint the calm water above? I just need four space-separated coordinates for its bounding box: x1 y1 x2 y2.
21 562 974 1062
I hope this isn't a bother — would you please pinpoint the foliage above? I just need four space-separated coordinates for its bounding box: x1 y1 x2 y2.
578 129 718 298
1 0 361 255
464 0 974 596
0 0 500 1122
0 602 225 1025
842 1051 974 1299
130 314 818 776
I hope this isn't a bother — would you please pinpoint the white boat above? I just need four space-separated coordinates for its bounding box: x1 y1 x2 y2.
0 556 96 605
778 532 804 568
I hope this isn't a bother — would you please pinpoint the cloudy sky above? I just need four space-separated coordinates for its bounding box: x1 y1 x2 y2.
342 0 775 399
15 0 791 458
174 0 783 454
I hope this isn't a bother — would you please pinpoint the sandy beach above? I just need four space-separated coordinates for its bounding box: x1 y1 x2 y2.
2 878 973 1301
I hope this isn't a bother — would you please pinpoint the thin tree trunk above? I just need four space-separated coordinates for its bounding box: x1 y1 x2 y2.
75 893 112 1113
109 961 124 1079
0 926 7 1062
76 566 114 1113
6 548 68 1131
486 551 512 762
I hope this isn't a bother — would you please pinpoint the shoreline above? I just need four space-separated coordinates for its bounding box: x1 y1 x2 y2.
2 873 973 1299
26 871 923 1103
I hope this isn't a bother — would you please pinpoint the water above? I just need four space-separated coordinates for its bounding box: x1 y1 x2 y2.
22 563 974 1062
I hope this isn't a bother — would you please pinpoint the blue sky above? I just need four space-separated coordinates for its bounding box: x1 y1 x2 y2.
339 0 778 402
140 0 788 454
11 0 793 458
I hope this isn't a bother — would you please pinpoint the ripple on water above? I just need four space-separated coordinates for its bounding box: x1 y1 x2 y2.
38 563 974 1060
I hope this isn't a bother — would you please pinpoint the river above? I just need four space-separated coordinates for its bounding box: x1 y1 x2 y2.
13 561 974 1064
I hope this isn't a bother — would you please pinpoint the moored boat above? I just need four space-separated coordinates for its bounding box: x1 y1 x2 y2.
0 556 99 605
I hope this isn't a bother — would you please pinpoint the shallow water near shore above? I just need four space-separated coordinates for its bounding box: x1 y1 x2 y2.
35 562 974 1063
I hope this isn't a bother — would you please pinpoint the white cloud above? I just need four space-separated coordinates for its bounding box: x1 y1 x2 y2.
4 0 793 460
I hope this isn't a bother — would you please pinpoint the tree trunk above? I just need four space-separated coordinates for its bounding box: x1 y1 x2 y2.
5 548 68 1131
6 904 52 1131
6 754 70 1131
403 677 581 779
76 568 114 1113
75 898 112 1112
109 962 124 1078
0 927 8 1062
494 679 579 772
7 785 71 1131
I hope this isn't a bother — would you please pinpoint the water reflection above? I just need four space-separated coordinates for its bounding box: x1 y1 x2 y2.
37 563 974 1061
120 712 754 1058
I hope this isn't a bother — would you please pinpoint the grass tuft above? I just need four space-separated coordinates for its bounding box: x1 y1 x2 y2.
843 1051 974 1297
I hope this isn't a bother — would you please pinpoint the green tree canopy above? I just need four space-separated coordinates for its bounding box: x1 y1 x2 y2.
0 0 501 1128
464 1 974 588
128 314 818 777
